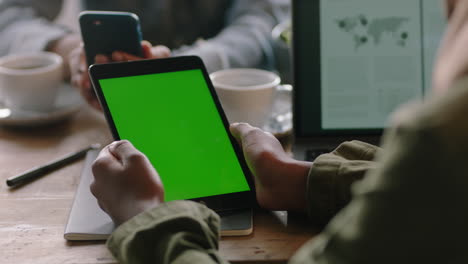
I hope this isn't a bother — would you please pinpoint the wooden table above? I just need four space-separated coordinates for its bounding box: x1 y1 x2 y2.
0 105 317 264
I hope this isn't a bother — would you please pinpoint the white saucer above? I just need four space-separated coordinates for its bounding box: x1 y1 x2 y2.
263 85 293 136
0 83 84 127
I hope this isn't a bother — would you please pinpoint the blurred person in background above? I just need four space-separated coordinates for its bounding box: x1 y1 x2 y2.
0 0 289 109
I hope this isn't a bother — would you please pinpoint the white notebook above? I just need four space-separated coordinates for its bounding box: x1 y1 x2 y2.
64 149 253 241
64 149 114 240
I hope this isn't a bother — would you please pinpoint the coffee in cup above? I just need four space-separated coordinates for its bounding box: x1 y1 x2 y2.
0 52 63 112
210 68 280 128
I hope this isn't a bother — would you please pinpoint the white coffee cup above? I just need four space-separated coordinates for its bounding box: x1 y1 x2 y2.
210 68 280 128
0 52 63 112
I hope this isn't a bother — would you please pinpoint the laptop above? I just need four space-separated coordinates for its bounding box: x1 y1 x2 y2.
291 0 446 161
65 57 254 240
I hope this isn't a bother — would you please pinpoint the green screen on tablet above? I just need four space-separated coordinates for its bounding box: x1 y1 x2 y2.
98 69 250 201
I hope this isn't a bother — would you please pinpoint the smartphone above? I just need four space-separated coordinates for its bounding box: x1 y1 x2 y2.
79 11 144 65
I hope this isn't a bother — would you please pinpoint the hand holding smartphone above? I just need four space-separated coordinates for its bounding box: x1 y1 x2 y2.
79 11 144 65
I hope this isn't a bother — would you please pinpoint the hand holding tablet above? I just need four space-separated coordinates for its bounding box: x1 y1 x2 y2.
91 140 164 226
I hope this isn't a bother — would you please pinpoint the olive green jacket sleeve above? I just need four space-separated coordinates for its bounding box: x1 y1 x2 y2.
291 78 468 263
307 140 380 226
107 200 228 264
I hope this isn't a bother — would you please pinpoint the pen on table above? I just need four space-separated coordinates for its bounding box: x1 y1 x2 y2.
6 143 101 188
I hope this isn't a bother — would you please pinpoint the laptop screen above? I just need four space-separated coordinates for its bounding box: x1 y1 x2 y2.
293 0 446 136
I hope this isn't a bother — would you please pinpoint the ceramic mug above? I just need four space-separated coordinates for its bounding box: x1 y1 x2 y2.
0 52 63 112
210 68 281 128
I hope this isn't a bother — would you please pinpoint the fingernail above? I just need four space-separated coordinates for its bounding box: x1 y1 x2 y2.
236 122 249 126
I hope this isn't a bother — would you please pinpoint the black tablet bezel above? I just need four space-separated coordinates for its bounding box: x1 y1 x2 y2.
89 56 254 209
292 0 383 137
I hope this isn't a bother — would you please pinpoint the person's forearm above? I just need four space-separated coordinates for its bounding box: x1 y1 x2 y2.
0 1 69 56
172 0 284 72
282 159 312 212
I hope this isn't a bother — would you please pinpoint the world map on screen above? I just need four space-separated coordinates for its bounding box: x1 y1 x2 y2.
336 15 410 50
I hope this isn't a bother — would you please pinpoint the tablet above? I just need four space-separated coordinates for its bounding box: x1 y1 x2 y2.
88 56 254 211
